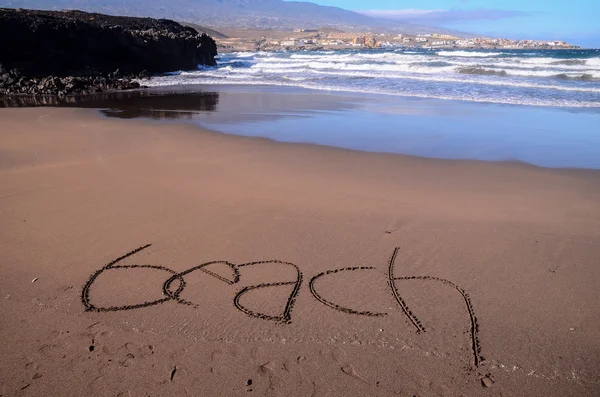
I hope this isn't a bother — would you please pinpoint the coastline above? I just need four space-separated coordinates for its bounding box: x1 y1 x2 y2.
1 107 599 396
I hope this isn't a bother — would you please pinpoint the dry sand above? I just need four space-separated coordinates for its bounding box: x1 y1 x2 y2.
1 107 599 396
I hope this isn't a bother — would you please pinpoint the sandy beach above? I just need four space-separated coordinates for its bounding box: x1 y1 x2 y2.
1 107 599 396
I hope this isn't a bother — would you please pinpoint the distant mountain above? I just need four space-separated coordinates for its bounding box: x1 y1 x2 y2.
179 22 228 39
0 0 471 36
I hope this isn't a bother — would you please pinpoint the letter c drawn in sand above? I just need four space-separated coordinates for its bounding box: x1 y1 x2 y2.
309 267 387 317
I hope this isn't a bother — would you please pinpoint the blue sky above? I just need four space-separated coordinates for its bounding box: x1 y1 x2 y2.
290 0 600 47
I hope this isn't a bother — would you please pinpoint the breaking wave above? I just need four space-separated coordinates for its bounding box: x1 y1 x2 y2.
437 51 503 57
456 67 508 76
144 48 600 108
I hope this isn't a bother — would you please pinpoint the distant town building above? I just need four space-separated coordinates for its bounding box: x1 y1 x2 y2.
364 36 377 48
250 29 579 51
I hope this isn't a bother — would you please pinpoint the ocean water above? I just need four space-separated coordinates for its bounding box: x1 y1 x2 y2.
143 48 600 108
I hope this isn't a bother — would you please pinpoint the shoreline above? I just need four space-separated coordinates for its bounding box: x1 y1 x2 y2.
1 107 600 396
6 83 600 111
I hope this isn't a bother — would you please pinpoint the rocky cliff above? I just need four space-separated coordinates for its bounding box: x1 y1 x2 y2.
0 8 218 95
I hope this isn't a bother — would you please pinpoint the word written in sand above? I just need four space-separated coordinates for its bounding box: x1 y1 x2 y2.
81 245 482 367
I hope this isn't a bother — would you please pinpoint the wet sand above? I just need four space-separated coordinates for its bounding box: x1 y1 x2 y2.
4 85 600 169
1 107 599 396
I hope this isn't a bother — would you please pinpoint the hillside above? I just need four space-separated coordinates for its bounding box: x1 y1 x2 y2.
0 0 470 36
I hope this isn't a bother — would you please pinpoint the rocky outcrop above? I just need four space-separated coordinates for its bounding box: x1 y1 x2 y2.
0 8 218 96
0 67 145 96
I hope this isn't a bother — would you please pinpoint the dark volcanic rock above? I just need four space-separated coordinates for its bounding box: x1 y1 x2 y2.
0 66 143 95
0 8 218 95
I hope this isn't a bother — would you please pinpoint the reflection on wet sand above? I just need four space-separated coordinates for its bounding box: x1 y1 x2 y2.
0 90 220 120
0 85 363 124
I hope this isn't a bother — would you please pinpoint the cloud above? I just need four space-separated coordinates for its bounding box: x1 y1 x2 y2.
357 8 531 25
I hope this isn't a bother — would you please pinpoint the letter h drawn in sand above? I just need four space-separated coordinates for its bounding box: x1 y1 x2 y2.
387 247 482 367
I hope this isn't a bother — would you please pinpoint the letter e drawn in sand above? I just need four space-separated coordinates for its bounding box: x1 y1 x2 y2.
163 261 241 307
